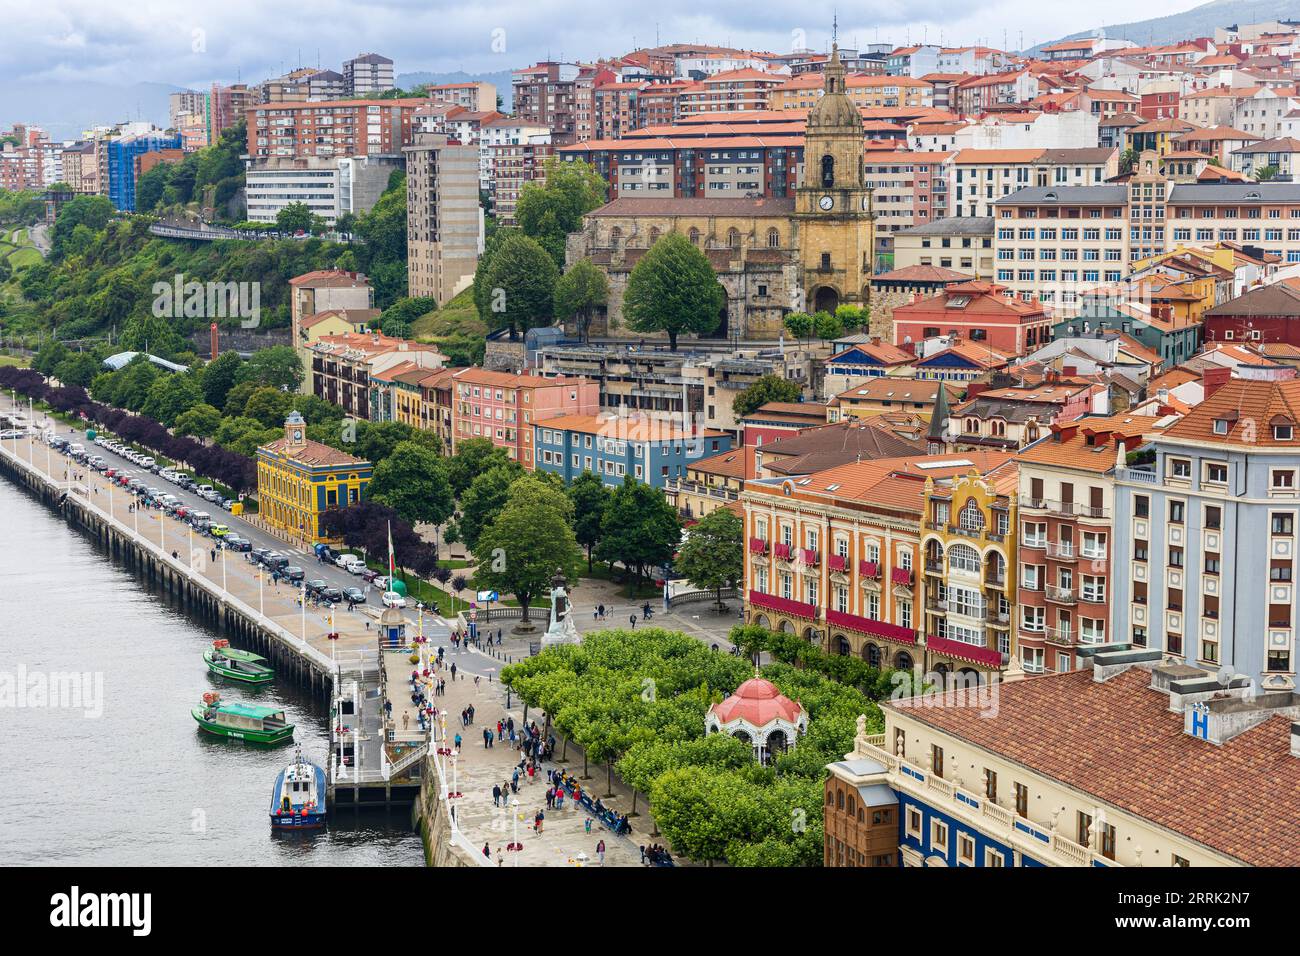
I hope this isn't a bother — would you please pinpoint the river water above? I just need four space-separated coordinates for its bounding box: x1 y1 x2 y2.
0 485 424 866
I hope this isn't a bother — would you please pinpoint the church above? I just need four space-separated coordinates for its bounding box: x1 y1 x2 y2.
562 46 876 342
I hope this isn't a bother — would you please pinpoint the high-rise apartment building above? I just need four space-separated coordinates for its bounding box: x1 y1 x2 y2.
404 133 482 305
343 53 395 97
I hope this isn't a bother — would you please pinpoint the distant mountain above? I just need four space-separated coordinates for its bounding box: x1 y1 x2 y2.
397 70 513 110
0 81 177 142
1028 0 1300 54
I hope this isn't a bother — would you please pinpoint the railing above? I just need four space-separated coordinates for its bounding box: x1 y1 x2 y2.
1116 467 1157 485
1046 542 1076 560
891 567 914 587
1045 585 1076 604
1021 537 1047 550
667 587 738 608
1044 626 1074 646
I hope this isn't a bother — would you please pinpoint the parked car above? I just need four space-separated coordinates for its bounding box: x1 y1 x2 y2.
381 591 407 609
196 484 214 498
321 586 343 604
251 548 272 566
283 565 304 583
209 524 230 538
219 499 233 511
306 579 327 596
264 553 289 571
343 556 366 575
360 568 380 584
224 535 251 552
343 587 366 606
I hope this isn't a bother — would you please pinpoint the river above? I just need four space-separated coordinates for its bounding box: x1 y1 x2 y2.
0 484 424 866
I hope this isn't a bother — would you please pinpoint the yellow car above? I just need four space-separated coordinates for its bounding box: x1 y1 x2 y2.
209 524 230 538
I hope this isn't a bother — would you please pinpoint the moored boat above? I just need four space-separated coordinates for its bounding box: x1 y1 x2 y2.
192 692 294 745
270 747 327 829
203 639 274 684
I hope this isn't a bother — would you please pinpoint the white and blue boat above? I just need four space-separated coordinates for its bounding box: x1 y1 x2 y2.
269 748 327 830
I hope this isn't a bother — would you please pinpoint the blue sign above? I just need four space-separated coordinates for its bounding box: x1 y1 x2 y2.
1191 706 1209 740
476 590 499 603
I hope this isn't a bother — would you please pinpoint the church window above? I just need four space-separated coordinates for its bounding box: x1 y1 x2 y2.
688 227 700 245
767 228 780 248
728 228 740 249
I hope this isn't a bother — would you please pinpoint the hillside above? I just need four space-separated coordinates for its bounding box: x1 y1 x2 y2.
1029 0 1300 52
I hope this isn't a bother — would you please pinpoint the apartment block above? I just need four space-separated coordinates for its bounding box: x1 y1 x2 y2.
343 53 395 97
533 414 732 489
450 369 599 466
404 133 482 305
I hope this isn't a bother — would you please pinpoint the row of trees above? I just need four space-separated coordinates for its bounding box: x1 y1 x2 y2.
500 628 886 866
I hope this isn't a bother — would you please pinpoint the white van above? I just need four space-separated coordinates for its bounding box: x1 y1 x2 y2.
340 555 367 575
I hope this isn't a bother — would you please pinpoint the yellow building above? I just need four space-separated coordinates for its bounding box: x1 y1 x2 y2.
919 462 1019 677
665 447 754 521
256 412 373 546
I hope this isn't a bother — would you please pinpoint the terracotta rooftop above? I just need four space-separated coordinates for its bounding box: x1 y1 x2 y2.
1161 377 1300 448
260 436 368 469
888 666 1300 867
1016 413 1166 472
536 413 728 442
759 419 927 475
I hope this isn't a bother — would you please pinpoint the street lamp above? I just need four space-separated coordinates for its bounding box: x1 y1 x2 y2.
510 796 522 865
449 748 461 799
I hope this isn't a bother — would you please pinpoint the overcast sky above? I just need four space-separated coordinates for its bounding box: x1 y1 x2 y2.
1 0 1199 88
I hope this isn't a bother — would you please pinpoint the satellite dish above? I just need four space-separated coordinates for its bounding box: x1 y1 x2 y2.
1216 665 1234 686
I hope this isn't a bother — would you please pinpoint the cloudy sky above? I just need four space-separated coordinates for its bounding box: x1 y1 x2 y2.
1 0 1200 89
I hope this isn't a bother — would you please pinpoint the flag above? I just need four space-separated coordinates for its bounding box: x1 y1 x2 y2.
387 520 395 582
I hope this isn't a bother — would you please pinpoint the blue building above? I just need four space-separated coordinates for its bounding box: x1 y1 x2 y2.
532 414 732 489
1053 292 1201 370
105 133 182 211
1112 374 1300 690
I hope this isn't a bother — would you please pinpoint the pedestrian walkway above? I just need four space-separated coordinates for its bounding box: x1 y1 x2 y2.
426 648 646 867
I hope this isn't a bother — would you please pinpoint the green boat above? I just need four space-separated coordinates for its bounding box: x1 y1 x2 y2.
204 640 274 684
192 693 294 745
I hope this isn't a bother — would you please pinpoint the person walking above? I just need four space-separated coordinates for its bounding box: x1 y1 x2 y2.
453 732 462 750
596 839 605 864
492 783 502 807
629 614 637 629
450 662 457 681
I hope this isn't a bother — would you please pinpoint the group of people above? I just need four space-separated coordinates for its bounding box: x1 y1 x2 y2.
640 844 672 866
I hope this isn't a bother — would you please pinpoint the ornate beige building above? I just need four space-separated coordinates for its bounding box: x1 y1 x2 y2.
564 46 875 342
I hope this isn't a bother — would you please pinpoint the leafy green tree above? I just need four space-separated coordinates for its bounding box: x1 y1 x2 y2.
201 350 243 409
235 345 303 391
367 440 454 530
275 202 314 234
51 352 101 388
623 232 725 350
349 419 440 465
241 385 293 428
474 233 559 340
783 311 813 342
471 475 583 625
459 462 524 551
445 437 513 497
214 415 280 458
835 303 865 332
141 372 203 426
675 507 742 610
51 195 114 259
553 258 609 343
567 471 611 571
33 340 70 376
813 309 844 341
516 158 607 265
119 311 183 358
1255 164 1281 182
174 402 222 438
731 374 803 419
595 476 681 586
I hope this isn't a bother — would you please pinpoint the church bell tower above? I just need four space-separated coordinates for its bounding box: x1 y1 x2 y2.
794 41 875 316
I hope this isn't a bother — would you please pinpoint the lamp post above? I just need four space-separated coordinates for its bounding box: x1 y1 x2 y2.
449 748 461 799
259 571 264 616
510 796 521 865
300 581 307 645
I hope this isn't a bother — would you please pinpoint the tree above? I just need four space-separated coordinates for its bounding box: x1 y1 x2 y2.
1118 148 1137 174
732 374 803 419
782 311 813 342
568 471 611 572
813 309 844 341
174 402 222 438
1255 164 1281 182
623 233 725 350
474 233 559 340
241 385 293 428
351 419 440 466
275 202 314 234
459 462 524 551
201 350 243 409
118 311 182 359
595 476 681 587
367 440 454 530
835 303 865 333
235 345 303 391
515 158 607 265
140 372 203 427
674 508 743 610
471 475 583 626
553 259 608 343
51 353 102 388
444 437 513 497
51 195 113 259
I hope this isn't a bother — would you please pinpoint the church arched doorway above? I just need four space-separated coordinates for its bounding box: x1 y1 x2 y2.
813 286 839 314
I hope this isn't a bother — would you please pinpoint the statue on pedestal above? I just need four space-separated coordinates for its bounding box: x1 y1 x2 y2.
543 567 579 646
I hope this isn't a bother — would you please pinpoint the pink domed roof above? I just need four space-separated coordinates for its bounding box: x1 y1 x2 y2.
710 678 804 727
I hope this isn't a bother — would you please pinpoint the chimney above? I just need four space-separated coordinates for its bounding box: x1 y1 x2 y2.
209 322 219 361
1203 365 1231 397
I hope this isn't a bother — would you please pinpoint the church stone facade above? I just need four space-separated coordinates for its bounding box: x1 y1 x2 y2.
564 46 875 343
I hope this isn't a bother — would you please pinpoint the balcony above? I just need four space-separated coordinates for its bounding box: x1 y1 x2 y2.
773 542 792 561
827 553 848 573
1043 626 1075 647
891 567 914 587
748 537 768 555
1045 585 1077 605
1116 467 1157 485
799 548 820 567
1021 537 1047 552
859 560 880 579
747 589 817 620
1018 496 1046 510
1046 542 1077 561
924 560 944 576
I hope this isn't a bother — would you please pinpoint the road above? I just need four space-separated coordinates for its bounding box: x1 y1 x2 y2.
0 396 449 645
